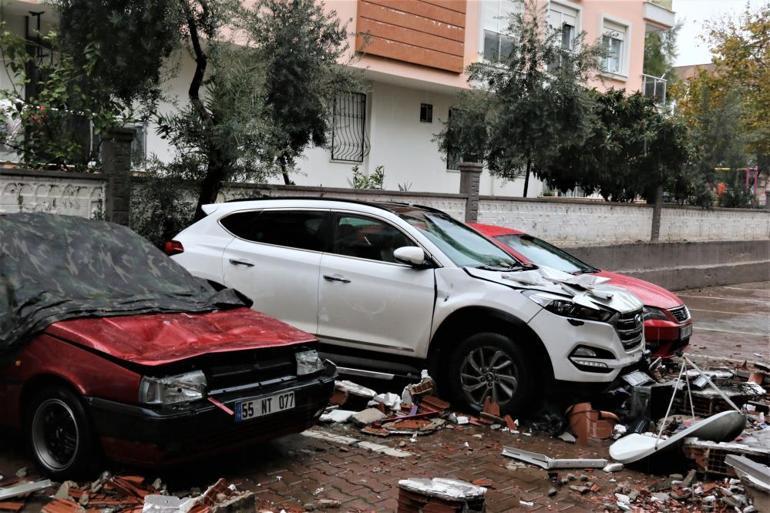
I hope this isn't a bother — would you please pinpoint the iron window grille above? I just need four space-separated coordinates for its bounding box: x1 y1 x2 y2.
331 92 368 163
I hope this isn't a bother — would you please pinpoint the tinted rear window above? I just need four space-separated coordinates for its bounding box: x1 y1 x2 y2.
221 210 329 251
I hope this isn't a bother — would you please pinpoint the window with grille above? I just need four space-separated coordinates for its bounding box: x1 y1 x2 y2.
331 92 367 162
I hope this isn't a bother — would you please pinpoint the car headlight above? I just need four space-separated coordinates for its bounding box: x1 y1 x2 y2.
296 349 325 376
138 370 207 405
526 292 614 322
642 306 668 321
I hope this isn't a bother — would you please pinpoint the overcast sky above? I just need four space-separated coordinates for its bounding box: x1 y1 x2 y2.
672 0 767 66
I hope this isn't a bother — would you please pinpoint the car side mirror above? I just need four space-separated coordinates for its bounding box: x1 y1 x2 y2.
393 246 428 267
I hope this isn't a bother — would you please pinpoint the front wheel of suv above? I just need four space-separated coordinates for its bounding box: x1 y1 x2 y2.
448 332 534 417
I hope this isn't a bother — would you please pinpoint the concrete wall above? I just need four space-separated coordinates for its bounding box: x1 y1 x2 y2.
477 196 770 247
0 169 105 218
569 240 770 291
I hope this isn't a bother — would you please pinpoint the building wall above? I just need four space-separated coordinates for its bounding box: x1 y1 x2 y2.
284 80 545 196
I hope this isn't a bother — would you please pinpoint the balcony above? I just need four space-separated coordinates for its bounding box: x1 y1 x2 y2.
644 1 675 31
642 74 667 105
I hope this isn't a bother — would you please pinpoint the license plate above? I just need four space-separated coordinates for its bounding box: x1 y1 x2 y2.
680 324 693 339
235 392 295 422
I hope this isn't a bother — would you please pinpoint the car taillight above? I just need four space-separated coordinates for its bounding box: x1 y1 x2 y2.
164 240 184 256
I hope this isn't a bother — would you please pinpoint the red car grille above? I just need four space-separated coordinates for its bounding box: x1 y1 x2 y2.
669 306 689 323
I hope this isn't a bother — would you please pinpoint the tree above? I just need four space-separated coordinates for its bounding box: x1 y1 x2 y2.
246 0 352 185
705 4 770 167
0 1 183 169
539 90 689 202
438 0 602 197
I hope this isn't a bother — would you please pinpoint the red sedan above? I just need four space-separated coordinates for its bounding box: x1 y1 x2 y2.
0 213 335 478
470 223 693 358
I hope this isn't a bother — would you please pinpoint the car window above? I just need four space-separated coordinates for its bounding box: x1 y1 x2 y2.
398 209 519 270
332 214 413 263
221 210 329 251
496 234 596 274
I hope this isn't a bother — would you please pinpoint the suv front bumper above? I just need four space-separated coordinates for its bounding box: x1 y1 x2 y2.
528 310 644 383
85 363 336 465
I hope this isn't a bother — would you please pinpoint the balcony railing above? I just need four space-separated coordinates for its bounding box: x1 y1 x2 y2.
642 74 667 105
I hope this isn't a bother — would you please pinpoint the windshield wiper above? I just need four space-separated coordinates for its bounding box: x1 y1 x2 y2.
475 263 523 272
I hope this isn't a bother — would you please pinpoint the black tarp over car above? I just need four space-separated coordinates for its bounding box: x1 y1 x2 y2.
0 213 245 355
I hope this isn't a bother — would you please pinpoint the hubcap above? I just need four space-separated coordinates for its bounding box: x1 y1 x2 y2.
31 398 79 471
460 346 519 408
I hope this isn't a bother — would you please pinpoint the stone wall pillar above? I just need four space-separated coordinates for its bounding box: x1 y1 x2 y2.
765 190 770 211
459 161 482 223
101 127 134 225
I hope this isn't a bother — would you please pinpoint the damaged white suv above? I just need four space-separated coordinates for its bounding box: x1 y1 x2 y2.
170 199 645 415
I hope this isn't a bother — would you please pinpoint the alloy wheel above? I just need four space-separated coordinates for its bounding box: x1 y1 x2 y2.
459 346 519 408
31 398 80 472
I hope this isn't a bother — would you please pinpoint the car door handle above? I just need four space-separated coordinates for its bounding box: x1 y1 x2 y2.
323 274 351 284
229 258 255 267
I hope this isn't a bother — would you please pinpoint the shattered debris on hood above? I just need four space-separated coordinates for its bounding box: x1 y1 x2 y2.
466 264 644 314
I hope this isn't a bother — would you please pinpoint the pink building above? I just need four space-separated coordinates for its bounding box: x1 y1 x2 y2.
0 0 675 197
297 0 676 196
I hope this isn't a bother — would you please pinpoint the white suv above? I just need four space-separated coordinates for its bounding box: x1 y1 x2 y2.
170 198 645 414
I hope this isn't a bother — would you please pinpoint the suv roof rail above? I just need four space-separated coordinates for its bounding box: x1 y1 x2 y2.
222 196 447 215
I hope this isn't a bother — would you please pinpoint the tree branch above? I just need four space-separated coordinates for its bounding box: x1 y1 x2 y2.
181 0 212 125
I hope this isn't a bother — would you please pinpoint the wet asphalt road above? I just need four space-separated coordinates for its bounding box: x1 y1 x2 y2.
681 281 770 362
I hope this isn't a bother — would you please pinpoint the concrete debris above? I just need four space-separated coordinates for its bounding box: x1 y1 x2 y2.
398 478 485 513
0 480 53 501
350 407 387 426
501 446 607 470
334 380 376 399
603 463 624 473
318 409 356 423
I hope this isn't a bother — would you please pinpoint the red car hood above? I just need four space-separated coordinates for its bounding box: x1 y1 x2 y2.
45 308 315 366
593 271 683 310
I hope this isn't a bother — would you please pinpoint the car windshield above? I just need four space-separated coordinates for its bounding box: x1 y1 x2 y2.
495 234 597 274
398 209 520 269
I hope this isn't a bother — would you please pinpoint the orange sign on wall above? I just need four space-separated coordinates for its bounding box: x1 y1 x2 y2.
355 0 467 73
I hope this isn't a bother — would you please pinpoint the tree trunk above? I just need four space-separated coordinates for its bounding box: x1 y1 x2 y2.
650 184 663 242
281 161 292 185
523 158 531 198
194 156 228 221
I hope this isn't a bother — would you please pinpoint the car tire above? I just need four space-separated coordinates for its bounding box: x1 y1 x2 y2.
448 332 533 417
25 386 98 479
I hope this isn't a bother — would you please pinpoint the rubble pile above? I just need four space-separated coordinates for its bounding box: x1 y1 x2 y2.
0 474 254 513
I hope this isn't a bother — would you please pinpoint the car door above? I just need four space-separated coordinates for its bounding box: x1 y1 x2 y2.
318 212 436 356
221 209 330 334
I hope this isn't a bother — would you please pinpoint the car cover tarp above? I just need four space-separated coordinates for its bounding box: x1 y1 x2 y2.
0 213 246 356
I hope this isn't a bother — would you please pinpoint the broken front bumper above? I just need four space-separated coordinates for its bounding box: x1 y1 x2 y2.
85 364 336 465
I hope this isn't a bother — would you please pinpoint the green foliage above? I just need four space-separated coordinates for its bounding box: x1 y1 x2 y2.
245 0 354 183
54 0 181 111
438 0 603 196
718 169 754 208
349 165 384 190
540 91 690 202
0 24 106 169
130 159 195 247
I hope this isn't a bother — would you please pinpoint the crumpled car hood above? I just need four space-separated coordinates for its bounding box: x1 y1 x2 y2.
465 265 644 314
45 308 316 366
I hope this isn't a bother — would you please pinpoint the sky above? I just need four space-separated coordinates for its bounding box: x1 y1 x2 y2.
672 0 767 66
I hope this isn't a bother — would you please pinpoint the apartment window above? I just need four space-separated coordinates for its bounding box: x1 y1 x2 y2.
602 20 627 75
548 2 579 51
480 0 521 63
331 92 367 162
420 103 433 123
